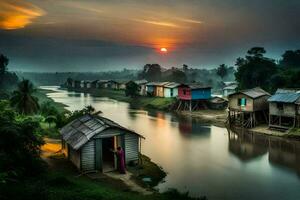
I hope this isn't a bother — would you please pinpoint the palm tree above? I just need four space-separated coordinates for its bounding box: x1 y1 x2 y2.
10 80 40 114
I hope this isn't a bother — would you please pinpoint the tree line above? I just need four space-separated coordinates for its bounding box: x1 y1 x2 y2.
235 47 300 92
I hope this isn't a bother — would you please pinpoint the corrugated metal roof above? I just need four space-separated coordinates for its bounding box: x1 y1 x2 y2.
60 114 144 150
223 85 237 90
180 83 211 89
134 80 148 85
146 82 169 86
230 87 270 99
164 82 181 88
268 88 300 103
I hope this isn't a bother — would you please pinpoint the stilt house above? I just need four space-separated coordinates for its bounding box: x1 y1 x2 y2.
61 114 144 172
228 87 270 128
176 84 211 111
268 89 300 130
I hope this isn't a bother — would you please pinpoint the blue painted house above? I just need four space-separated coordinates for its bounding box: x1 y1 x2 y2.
178 83 212 100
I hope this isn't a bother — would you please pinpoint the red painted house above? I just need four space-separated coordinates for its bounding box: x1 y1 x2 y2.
178 84 212 100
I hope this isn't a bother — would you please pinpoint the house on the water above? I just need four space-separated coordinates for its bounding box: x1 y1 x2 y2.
61 114 144 172
176 83 212 111
134 80 148 96
178 83 212 100
268 89 300 130
163 82 180 98
228 87 270 128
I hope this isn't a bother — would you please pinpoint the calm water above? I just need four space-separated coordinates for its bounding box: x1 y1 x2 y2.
41 86 300 200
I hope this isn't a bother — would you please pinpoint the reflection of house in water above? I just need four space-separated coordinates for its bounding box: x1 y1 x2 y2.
228 129 268 161
269 138 300 176
178 117 211 136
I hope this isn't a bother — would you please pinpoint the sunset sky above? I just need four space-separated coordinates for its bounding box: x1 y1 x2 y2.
0 0 300 72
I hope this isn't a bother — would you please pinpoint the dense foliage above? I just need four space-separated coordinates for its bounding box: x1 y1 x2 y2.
235 47 300 92
0 54 18 92
125 81 140 97
10 80 40 114
0 101 45 182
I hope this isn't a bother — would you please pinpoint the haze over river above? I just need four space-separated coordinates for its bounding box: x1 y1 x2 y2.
42 86 300 200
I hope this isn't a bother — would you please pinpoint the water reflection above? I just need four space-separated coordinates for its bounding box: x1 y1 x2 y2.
228 130 268 161
229 127 300 177
40 86 300 199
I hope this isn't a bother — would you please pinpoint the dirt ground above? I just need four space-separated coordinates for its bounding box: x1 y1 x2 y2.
41 138 153 195
178 109 227 127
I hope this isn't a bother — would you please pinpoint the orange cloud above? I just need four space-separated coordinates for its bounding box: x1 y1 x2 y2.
0 0 45 30
133 19 182 28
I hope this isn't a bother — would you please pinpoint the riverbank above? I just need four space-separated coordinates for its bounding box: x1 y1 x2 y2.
34 89 68 113
35 138 200 200
64 87 227 126
250 125 300 140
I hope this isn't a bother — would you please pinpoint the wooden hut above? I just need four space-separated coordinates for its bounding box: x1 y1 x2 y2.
117 81 127 90
146 82 169 97
163 82 180 98
268 89 300 130
134 80 148 96
61 114 144 172
91 80 98 88
107 80 118 89
96 80 109 88
146 82 156 96
86 81 92 89
209 96 228 110
228 87 270 128
80 80 85 88
155 82 169 97
223 83 237 97
176 83 212 111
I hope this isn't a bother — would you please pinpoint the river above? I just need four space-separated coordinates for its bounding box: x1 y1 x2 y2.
41 86 300 200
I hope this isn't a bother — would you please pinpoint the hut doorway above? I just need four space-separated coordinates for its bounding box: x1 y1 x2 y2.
102 137 115 172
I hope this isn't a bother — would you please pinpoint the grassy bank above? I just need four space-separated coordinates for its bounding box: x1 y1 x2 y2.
0 170 199 200
8 139 203 200
286 128 300 139
71 88 176 111
34 89 68 113
128 155 167 188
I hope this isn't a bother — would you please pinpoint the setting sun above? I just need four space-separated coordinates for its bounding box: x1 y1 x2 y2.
160 47 168 53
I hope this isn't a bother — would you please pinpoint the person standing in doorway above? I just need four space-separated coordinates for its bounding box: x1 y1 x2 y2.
115 146 126 174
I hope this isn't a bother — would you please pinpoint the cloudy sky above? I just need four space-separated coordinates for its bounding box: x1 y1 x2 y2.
0 0 300 72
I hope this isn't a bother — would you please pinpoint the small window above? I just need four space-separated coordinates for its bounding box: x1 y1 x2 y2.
238 98 247 107
183 89 186 95
277 103 283 110
170 88 173 96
